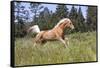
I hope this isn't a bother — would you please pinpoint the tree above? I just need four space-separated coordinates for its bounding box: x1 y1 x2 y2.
14 2 31 23
86 6 97 31
69 6 78 19
55 4 69 20
77 7 85 32
14 2 31 37
30 3 43 25
69 6 78 32
14 2 26 37
37 7 52 30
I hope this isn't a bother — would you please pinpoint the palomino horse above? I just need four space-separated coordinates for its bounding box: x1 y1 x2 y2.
35 18 74 48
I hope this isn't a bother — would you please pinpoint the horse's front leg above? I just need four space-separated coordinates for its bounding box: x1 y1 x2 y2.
62 34 69 46
58 38 68 48
65 37 69 46
61 34 69 46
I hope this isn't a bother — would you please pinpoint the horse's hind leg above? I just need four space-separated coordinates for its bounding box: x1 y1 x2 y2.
34 38 41 47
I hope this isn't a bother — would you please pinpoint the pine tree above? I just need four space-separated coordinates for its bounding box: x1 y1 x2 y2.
86 6 97 31
55 4 69 20
77 7 85 32
30 3 43 25
69 6 78 32
38 7 51 30
69 6 78 19
14 2 27 37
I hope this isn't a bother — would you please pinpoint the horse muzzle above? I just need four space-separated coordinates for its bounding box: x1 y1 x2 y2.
71 25 75 30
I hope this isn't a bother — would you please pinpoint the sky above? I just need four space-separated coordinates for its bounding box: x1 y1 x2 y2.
14 2 88 22
42 4 87 18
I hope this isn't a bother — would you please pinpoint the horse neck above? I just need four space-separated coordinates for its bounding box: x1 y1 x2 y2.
53 25 65 32
59 23 66 30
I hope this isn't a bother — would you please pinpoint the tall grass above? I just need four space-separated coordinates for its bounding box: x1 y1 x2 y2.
15 31 97 66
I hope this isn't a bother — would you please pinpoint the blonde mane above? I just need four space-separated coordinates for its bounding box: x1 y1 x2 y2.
54 18 70 28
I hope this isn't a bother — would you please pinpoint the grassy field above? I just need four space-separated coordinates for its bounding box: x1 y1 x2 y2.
15 31 97 66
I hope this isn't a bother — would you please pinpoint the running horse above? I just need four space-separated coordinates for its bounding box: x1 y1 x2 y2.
34 18 74 48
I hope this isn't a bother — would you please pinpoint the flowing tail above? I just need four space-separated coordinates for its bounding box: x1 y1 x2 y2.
27 25 40 34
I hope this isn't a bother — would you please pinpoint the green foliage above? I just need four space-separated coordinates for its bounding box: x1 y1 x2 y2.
15 19 27 37
30 3 44 24
15 31 97 66
37 7 52 30
77 7 85 32
56 4 69 19
69 6 78 32
69 6 78 19
86 6 97 31
69 6 86 32
13 2 97 37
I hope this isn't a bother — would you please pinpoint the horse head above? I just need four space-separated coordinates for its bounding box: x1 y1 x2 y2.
64 18 74 29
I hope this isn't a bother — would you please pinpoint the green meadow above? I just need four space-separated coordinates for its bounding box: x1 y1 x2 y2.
15 31 97 66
